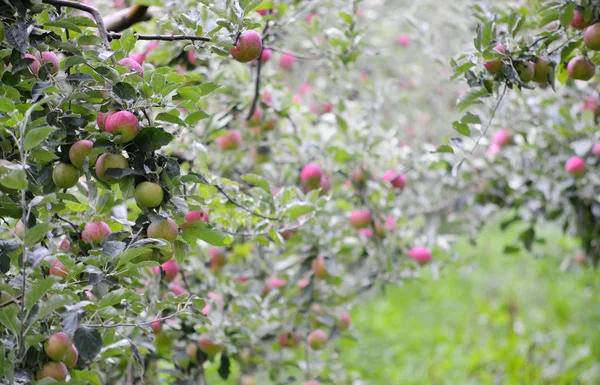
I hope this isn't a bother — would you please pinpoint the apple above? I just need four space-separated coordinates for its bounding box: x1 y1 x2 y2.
230 30 263 63
217 130 242 150
311 256 329 279
532 60 552 84
52 163 80 189
567 57 595 80
382 170 406 190
130 53 145 65
95 152 129 184
305 12 318 22
64 344 78 368
118 57 144 76
35 51 60 74
302 382 320 385
261 48 272 64
186 343 198 362
583 97 600 115
59 238 70 252
161 259 180 282
97 111 111 131
339 312 351 330
349 209 372 229
150 320 161 334
487 143 501 156
68 140 94 169
515 61 534 83
24 53 41 75
571 10 589 30
135 181 164 208
407 247 432 265
300 163 323 191
105 111 140 143
49 259 68 279
263 277 287 295
145 41 159 54
44 332 72 361
278 331 300 348
209 247 226 267
147 218 178 242
350 166 370 189
197 334 225 356
182 210 209 230
396 34 410 46
37 361 68 381
483 44 505 73
492 129 511 147
565 157 585 176
82 221 111 244
15 219 25 239
593 144 600 156
584 23 600 50
307 329 328 350
279 53 296 70
171 284 186 296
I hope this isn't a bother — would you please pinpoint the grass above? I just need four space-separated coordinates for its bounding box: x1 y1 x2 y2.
340 222 600 384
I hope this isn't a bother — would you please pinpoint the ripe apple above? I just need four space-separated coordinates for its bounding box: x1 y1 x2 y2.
584 23 600 50
339 312 351 330
593 144 600 156
571 10 589 30
350 165 370 189
230 30 263 63
565 157 585 176
171 285 186 296
567 57 595 80
69 140 94 169
49 259 68 279
382 170 406 190
24 53 41 75
37 361 68 381
311 256 329 279
97 111 111 131
186 343 198 363
407 247 432 265
492 129 511 147
216 130 242 150
483 44 505 73
197 334 225 356
583 97 600 115
515 61 534 83
52 163 80 189
161 259 180 282
279 53 296 70
349 209 372 229
307 329 328 350
82 221 111 244
532 60 552 84
36 51 60 74
300 163 323 191
263 277 287 295
63 344 78 368
130 53 145 65
147 218 178 242
302 382 320 385
105 111 140 143
149 320 161 334
396 34 410 46
278 331 300 348
15 219 25 239
95 152 129 184
44 332 72 361
261 48 272 64
209 247 226 267
118 57 144 76
135 182 164 208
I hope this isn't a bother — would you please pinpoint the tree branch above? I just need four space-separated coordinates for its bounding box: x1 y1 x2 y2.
265 45 321 60
85 299 193 328
104 5 151 32
212 183 279 221
246 51 264 121
109 32 211 42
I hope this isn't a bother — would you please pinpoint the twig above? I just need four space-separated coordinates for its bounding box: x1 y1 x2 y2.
468 83 508 156
212 183 279 221
54 214 79 231
41 0 115 64
265 45 321 60
104 5 150 32
109 32 211 42
85 299 193 328
246 51 264 121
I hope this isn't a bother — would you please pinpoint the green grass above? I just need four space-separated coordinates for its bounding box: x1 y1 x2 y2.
340 223 600 384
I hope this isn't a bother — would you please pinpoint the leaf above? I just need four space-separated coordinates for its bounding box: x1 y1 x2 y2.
197 82 220 96
456 87 490 111
31 81 52 101
64 16 98 28
37 295 73 320
283 204 313 222
24 223 52 247
116 248 151 268
66 73 95 82
61 310 82 335
24 126 56 151
434 145 454 154
218 353 230 379
119 29 137 54
70 370 102 385
559 4 575 29
45 20 82 32
0 305 20 335
453 121 471 136
0 97 16 112
0 168 28 190
25 277 58 313
181 223 232 246
185 110 210 125
133 127 174 152
241 173 271 194
155 112 187 126
113 82 137 101
74 327 103 361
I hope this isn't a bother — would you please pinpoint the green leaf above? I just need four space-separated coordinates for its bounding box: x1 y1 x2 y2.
25 277 58 313
133 127 174 152
453 121 471 136
185 110 209 125
434 145 454 153
24 126 56 151
283 204 313 222
241 173 271 194
24 223 53 247
64 16 98 28
0 97 15 112
559 4 575 29
115 248 151 268
481 20 495 48
70 370 102 385
74 327 103 361
45 20 82 32
155 112 187 126
181 223 232 246
0 168 28 189
456 88 490 111
197 82 220 96
0 305 20 335
461 112 481 124
37 295 73 320
119 29 137 54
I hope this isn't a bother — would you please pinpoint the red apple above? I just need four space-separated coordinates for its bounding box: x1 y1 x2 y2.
593 144 600 156
97 111 111 131
118 57 144 76
300 163 323 191
567 57 595 80
37 361 68 381
396 34 410 46
230 30 263 63
161 259 179 282
339 312 351 330
134 181 164 208
69 140 94 169
44 332 72 361
307 329 328 350
584 23 600 50
197 334 224 356
24 53 41 75
130 53 145 65
261 48 272 64
105 111 140 143
349 209 372 229
209 247 226 267
64 344 78 368
311 256 329 279
95 152 129 184
492 129 511 147
147 218 178 242
279 53 296 70
565 157 585 176
52 163 80 189
82 221 111 244
407 247 432 265
583 97 600 115
49 259 68 279
278 332 300 348
483 44 505 73
216 130 242 150
571 10 589 30
382 170 406 190
35 51 60 74
350 165 370 189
